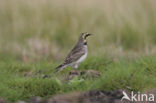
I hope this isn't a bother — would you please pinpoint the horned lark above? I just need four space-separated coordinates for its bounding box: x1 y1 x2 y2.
55 32 93 73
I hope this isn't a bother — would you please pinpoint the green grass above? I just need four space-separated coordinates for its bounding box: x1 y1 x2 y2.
0 55 155 102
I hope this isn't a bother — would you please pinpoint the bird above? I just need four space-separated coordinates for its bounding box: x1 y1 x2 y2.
55 32 93 73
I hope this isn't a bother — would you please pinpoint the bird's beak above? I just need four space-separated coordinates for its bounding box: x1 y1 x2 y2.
84 33 93 39
86 33 93 37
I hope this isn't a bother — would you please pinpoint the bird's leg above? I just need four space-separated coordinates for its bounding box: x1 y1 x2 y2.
73 64 78 69
73 64 78 72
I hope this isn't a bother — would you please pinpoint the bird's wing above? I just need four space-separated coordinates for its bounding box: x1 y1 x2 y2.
63 45 85 65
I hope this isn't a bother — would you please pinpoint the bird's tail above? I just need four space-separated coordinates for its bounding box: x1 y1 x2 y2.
55 63 67 74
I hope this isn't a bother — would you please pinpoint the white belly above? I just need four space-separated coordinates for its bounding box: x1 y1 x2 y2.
77 52 87 64
76 46 88 64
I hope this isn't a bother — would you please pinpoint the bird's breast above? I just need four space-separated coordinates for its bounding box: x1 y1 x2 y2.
76 46 88 64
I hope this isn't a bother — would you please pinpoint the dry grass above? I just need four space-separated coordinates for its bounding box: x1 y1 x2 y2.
0 0 156 60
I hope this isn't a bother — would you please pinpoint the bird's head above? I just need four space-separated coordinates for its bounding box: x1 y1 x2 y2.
81 32 93 39
79 32 93 45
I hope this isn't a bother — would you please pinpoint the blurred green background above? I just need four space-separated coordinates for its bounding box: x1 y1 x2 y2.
0 0 156 61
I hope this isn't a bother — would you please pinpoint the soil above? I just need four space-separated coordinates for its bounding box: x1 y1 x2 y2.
1 88 156 103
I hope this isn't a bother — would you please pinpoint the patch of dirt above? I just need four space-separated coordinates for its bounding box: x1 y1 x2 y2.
18 89 128 103
23 71 33 77
0 98 7 103
65 70 101 81
22 88 156 103
2 88 156 103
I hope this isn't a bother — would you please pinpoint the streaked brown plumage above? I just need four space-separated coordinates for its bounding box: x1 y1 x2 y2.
55 32 93 73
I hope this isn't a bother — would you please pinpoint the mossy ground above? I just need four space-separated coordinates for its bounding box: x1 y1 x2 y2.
0 55 155 102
